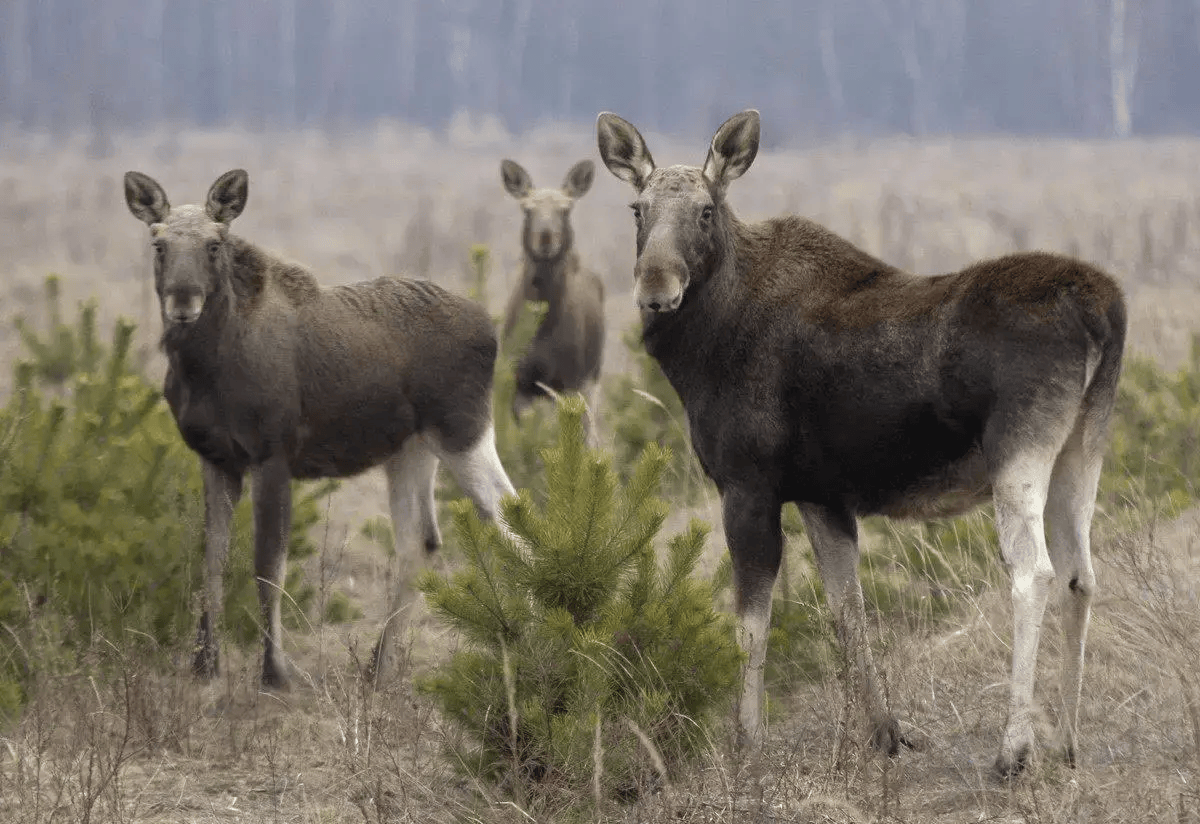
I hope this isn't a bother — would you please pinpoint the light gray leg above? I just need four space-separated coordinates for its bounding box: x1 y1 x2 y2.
993 451 1058 776
1044 424 1102 767
251 455 293 690
195 460 243 678
437 423 517 522
799 503 900 753
373 437 442 680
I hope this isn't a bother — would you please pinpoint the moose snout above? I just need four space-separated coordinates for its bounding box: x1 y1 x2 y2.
163 291 205 324
634 263 686 313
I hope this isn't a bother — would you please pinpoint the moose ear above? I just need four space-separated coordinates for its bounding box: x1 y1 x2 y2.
562 160 594 200
124 171 170 225
702 110 760 190
206 169 249 224
596 112 655 191
501 160 533 199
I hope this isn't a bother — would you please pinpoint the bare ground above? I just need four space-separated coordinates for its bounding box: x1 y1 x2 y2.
3 122 1200 822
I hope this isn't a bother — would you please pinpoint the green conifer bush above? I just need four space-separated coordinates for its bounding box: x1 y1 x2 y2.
417 397 741 811
1102 335 1200 519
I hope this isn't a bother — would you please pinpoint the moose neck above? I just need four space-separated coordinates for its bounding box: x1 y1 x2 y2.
162 285 231 382
162 233 266 380
528 249 578 316
640 215 747 395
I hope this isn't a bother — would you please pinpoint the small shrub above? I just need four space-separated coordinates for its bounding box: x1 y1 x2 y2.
1101 335 1200 519
418 398 741 813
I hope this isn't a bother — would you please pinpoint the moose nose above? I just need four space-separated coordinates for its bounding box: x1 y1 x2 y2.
641 294 681 313
164 292 204 324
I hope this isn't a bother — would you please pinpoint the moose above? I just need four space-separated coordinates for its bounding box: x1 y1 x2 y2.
499 159 605 445
596 110 1126 776
124 169 516 687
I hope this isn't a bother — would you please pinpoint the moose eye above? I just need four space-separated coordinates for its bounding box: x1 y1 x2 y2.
700 205 714 222
152 242 166 260
630 203 643 225
206 240 221 260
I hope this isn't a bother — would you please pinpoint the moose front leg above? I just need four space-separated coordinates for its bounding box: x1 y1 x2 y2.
252 455 293 689
722 486 784 753
799 503 900 754
195 460 243 678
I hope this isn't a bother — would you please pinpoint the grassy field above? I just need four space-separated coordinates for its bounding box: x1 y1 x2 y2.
2 120 1200 822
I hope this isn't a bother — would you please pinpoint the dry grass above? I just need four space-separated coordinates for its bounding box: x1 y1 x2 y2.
3 121 1200 821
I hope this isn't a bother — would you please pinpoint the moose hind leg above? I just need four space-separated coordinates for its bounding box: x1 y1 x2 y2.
195 461 243 678
799 503 900 754
992 450 1058 777
722 486 783 753
438 423 516 523
1044 421 1102 767
372 437 442 682
251 456 293 690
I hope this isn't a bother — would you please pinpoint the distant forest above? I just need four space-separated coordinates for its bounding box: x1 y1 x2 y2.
1 0 1195 141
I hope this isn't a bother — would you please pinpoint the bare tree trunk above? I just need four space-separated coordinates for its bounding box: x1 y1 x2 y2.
279 0 297 128
2 0 32 126
213 0 233 126
1109 0 1139 138
818 0 845 120
872 0 965 135
318 0 352 133
507 0 533 122
559 0 581 118
396 0 420 112
638 0 662 126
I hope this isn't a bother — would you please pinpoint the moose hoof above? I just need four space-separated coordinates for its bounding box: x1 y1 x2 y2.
871 717 903 756
993 744 1032 780
192 648 220 680
871 718 926 756
367 636 402 688
733 724 764 757
261 657 292 691
1060 743 1077 769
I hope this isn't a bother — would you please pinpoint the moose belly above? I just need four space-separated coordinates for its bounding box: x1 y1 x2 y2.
288 397 419 479
871 447 992 520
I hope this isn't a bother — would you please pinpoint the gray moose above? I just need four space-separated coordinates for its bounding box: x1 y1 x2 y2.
500 159 605 445
124 168 515 687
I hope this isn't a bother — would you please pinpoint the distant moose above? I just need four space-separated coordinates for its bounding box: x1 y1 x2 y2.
500 159 605 445
597 110 1126 776
124 169 516 686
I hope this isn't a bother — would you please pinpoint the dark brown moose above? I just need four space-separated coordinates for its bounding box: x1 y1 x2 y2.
597 110 1126 776
499 159 605 445
124 169 515 688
